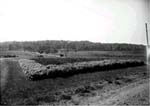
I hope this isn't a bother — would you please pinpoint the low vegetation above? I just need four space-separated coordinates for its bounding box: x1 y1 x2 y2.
19 59 145 80
0 41 148 105
31 57 104 65
1 59 148 105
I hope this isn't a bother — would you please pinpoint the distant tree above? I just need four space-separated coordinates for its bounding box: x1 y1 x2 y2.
0 40 146 53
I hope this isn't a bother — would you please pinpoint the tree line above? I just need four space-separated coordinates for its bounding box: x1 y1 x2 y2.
0 40 146 53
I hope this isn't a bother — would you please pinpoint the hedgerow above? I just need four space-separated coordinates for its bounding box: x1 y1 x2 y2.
19 59 145 80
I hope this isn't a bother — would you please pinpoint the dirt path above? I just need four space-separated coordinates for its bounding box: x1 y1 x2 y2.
119 87 150 106
0 58 26 92
81 79 149 106
101 79 149 106
0 58 9 91
1 58 29 105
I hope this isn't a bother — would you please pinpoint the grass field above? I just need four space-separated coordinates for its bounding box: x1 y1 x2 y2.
0 50 148 105
0 50 146 60
1 60 148 105
32 50 146 64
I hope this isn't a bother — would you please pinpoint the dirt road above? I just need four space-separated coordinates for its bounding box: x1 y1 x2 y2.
80 79 149 106
0 58 26 93
0 58 29 105
0 58 9 91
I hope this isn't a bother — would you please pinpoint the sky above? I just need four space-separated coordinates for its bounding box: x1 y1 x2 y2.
0 0 149 44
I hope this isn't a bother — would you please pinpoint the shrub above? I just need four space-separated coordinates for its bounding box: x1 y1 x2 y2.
1 54 17 58
18 59 47 78
60 94 72 100
19 59 145 80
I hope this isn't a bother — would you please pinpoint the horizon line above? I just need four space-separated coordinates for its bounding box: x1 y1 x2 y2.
0 39 146 46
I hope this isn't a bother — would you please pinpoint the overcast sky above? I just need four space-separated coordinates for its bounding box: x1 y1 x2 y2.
0 0 149 44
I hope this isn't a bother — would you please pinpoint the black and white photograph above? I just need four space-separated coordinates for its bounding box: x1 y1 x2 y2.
0 0 150 105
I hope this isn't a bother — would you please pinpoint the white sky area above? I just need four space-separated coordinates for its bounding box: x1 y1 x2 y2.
0 0 149 44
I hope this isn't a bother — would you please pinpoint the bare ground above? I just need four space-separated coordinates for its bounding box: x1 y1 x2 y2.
69 79 150 106
118 87 150 106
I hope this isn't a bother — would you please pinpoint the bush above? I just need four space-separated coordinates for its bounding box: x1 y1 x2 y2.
19 59 145 80
1 54 17 58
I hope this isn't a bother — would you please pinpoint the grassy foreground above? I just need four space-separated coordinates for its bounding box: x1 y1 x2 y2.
0 59 148 105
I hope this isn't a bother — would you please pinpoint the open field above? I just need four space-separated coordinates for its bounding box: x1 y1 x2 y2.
0 50 41 59
0 49 149 105
0 58 149 105
0 50 146 60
